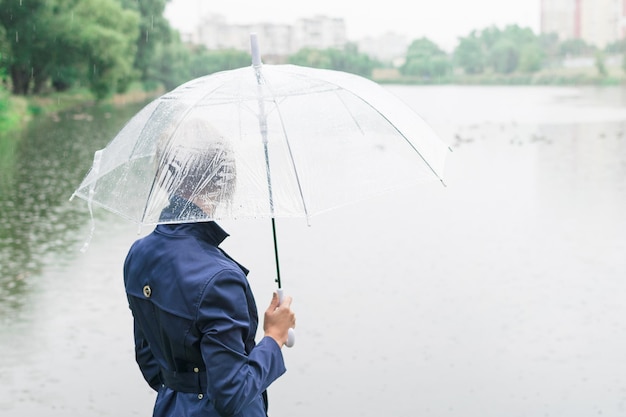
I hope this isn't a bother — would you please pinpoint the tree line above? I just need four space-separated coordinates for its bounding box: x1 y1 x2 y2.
0 0 623 103
399 25 623 81
0 0 254 99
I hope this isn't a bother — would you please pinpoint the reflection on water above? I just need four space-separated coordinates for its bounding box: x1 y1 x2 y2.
1 86 625 417
0 103 146 317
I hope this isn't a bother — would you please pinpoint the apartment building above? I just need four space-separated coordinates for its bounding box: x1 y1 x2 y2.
541 0 626 47
194 14 347 58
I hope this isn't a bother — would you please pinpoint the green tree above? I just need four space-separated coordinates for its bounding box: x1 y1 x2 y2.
325 43 379 76
401 37 451 79
288 44 378 77
489 39 519 74
518 43 543 73
0 0 139 98
595 50 608 77
288 48 334 69
454 24 542 75
191 48 252 77
558 38 594 57
538 32 560 67
501 25 537 46
0 0 47 94
119 0 172 84
478 26 503 51
149 31 191 91
69 0 140 98
605 38 626 54
454 31 485 74
603 39 626 75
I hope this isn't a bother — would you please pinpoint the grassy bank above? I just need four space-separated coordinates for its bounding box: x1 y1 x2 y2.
2 68 625 137
372 66 626 86
0 83 164 140
0 90 28 137
26 84 164 117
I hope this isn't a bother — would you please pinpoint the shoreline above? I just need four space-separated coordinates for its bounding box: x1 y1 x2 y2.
0 85 164 140
3 70 625 139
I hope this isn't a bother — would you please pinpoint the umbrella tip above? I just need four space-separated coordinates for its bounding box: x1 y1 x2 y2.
250 33 262 67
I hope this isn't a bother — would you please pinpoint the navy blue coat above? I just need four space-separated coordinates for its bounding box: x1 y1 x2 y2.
123 200 286 417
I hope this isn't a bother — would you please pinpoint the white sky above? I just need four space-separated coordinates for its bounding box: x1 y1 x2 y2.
164 0 541 51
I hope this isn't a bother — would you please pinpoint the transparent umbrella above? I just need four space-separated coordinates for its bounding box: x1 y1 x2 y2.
71 34 450 345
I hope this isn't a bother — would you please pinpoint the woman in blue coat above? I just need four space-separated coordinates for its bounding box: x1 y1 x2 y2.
123 119 296 417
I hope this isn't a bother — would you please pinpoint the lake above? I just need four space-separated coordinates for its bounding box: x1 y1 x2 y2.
1 85 625 416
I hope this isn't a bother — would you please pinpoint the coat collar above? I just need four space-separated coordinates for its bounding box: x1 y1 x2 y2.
157 196 229 247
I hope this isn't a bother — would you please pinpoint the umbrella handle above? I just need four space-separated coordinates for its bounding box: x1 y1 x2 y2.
277 288 295 348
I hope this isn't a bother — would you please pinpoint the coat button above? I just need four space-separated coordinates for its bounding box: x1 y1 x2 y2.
198 394 204 399
142 285 152 298
193 367 199 373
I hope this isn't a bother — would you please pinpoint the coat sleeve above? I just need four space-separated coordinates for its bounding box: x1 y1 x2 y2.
132 313 163 391
124 247 162 392
197 269 286 416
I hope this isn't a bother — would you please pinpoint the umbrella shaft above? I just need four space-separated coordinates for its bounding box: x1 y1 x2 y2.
271 217 282 289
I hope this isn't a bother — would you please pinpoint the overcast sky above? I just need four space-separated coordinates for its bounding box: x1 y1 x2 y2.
164 0 541 50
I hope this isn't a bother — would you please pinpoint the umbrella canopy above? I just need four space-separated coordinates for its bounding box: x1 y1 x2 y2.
72 38 449 226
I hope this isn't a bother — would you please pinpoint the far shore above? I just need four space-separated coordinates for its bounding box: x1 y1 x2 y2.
2 68 624 141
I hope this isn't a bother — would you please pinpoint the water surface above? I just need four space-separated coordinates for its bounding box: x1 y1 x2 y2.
1 86 625 416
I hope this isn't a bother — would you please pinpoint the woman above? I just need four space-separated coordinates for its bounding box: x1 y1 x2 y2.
123 117 296 417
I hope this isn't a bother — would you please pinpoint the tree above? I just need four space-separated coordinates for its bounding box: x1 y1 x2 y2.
149 30 191 91
68 0 140 98
0 0 48 94
288 44 378 77
401 37 451 79
538 32 560 67
605 38 626 54
518 43 543 73
595 50 608 77
288 48 334 69
325 43 379 77
558 38 594 57
190 48 252 77
454 31 485 74
454 24 543 75
119 0 172 84
489 39 519 74
0 0 140 98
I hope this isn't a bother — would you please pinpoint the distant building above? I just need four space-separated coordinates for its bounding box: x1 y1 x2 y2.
541 0 626 47
186 13 412 65
193 14 347 59
357 32 409 63
292 15 347 51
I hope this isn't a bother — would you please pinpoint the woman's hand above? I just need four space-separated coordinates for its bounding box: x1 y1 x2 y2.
263 292 296 348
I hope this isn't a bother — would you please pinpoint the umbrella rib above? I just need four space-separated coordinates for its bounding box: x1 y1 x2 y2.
288 67 448 185
386 114 448 186
342 89 447 186
138 77 242 223
139 111 188 223
256 66 311 220
270 96 311 221
333 89 365 135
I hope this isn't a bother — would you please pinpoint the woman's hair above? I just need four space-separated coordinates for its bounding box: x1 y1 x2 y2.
156 117 236 205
